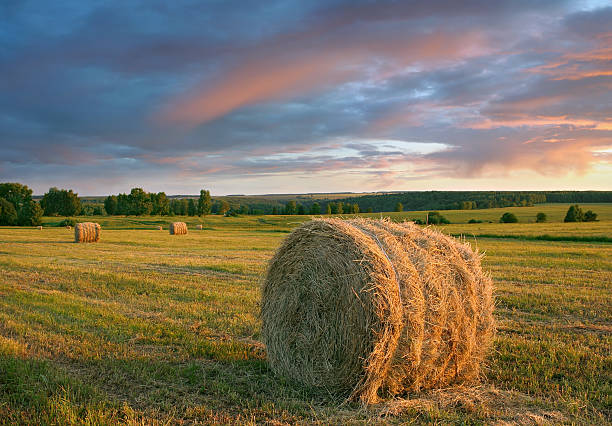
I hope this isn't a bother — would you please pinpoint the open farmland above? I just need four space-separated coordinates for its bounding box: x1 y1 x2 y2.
1 204 610 424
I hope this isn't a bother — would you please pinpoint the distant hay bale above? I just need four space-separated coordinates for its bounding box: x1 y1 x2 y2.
169 222 187 235
196 224 203 230
66 225 72 230
37 226 42 230
74 222 101 243
157 226 163 230
261 218 494 404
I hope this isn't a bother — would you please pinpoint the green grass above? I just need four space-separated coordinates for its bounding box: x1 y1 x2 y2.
1 203 611 423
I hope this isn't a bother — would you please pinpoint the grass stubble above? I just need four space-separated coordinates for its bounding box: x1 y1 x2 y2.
0 204 610 424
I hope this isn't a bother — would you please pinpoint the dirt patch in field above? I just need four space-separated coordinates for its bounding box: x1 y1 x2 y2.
376 385 567 425
565 323 612 335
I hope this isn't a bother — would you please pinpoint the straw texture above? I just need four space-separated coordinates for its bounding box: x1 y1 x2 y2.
74 222 101 243
261 218 494 404
169 222 187 235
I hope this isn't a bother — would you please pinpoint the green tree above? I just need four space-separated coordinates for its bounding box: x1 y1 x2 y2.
535 212 547 223
366 207 373 213
310 202 321 215
40 187 81 216
284 201 297 215
500 212 518 223
564 204 584 222
152 192 170 215
104 195 118 215
352 203 360 214
198 190 212 216
326 203 333 214
271 206 279 215
180 199 189 215
0 198 18 225
0 183 33 213
128 188 152 215
116 194 130 215
170 199 181 215
218 200 230 215
188 199 197 216
297 203 306 215
18 200 43 226
337 202 343 214
395 202 403 212
584 210 598 222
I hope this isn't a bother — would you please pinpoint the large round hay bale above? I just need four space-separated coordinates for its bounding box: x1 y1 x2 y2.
74 222 101 243
156 225 163 230
37 226 43 230
261 218 494 404
169 222 187 235
196 224 203 230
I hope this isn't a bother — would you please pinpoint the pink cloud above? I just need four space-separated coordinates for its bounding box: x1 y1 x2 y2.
158 30 489 126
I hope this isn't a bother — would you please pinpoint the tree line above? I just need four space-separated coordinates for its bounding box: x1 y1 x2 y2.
104 189 212 216
2 182 611 225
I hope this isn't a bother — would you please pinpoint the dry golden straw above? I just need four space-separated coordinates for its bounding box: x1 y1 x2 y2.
169 222 187 235
196 224 203 230
74 222 101 243
261 218 494 404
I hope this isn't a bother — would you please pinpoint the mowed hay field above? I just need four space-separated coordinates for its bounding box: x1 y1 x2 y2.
1 204 611 424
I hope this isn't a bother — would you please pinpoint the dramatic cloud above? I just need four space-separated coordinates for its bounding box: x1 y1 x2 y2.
0 0 610 194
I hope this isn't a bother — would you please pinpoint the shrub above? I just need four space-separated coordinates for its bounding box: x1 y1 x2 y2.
427 211 450 224
468 219 483 224
535 212 547 223
564 205 584 222
500 212 518 223
584 210 598 222
59 218 77 227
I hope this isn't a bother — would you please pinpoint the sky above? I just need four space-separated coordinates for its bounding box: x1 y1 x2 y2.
1 0 611 195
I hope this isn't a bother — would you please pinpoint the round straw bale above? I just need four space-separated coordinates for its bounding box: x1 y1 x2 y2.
261 218 494 404
157 226 163 230
169 221 187 235
37 226 43 230
196 224 203 230
74 222 101 243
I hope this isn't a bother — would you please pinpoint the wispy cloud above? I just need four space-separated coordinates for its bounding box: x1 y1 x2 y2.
1 1 610 194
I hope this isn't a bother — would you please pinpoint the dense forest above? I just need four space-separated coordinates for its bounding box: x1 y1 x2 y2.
202 190 612 215
324 191 612 213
